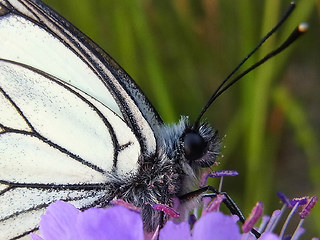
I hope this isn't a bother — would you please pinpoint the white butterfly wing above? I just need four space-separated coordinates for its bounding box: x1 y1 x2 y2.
0 58 142 238
0 59 141 179
0 0 162 238
0 0 162 155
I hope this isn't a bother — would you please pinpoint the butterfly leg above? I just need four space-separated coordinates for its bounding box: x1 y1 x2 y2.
179 186 261 239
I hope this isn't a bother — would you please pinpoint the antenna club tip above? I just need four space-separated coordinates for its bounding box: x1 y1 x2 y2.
298 23 309 33
290 1 296 6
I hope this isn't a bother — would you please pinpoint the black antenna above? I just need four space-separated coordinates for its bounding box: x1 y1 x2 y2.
194 2 307 126
207 23 308 104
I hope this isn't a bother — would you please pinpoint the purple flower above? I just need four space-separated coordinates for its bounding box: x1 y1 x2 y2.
31 181 317 240
31 197 316 240
159 211 241 240
32 201 80 240
159 221 192 240
31 201 144 240
192 211 241 240
259 232 281 240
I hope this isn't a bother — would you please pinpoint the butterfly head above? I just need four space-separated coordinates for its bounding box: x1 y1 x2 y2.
180 122 219 168
158 117 220 183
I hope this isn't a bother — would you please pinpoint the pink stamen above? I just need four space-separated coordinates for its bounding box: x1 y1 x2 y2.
242 201 264 233
153 204 180 218
110 199 141 212
300 196 318 219
202 194 225 216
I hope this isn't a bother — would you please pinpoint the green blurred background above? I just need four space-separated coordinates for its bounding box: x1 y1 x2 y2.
43 0 319 237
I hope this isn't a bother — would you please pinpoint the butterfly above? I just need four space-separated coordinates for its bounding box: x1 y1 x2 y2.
0 0 222 239
0 0 304 239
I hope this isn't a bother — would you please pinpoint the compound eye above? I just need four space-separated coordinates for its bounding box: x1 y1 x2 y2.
183 132 206 160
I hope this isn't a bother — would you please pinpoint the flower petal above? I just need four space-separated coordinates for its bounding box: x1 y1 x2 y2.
192 211 241 240
39 201 80 240
78 206 144 240
159 221 192 240
259 232 281 240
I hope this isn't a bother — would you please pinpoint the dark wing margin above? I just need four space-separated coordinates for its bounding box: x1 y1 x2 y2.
0 0 163 157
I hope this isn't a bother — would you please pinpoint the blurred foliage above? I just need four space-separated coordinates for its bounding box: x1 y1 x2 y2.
43 0 320 237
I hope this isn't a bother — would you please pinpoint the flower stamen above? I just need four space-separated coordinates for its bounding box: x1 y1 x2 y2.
110 199 141 212
279 201 300 238
300 196 318 219
264 209 282 233
153 204 180 218
202 194 226 216
242 201 263 234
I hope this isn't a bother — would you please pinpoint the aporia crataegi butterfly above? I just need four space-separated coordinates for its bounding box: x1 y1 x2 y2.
0 0 305 239
0 0 221 238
